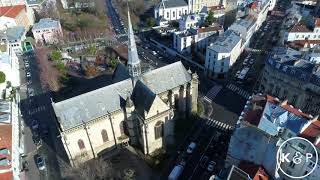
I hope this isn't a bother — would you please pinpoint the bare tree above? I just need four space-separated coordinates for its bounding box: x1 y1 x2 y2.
63 157 115 180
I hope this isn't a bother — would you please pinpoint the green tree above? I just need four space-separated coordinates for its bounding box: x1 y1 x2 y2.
56 62 66 74
0 71 6 83
204 11 216 27
51 50 62 62
109 57 119 69
146 17 156 27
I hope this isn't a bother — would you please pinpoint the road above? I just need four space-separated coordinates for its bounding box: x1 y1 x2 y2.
19 51 69 180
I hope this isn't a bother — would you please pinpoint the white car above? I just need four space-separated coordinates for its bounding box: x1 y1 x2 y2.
187 142 196 154
25 62 30 68
26 72 31 77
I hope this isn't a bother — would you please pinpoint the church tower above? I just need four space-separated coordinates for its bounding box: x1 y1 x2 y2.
127 7 141 78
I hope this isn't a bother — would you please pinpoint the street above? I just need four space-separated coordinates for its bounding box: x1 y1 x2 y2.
19 51 69 180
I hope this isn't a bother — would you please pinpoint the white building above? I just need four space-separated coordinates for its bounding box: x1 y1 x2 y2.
285 18 320 48
205 30 242 78
32 18 63 44
226 94 320 180
154 0 190 25
0 26 26 55
173 25 223 54
179 13 207 31
228 15 257 49
154 0 223 25
0 43 20 93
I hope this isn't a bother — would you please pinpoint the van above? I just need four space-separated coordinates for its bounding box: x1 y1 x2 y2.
187 142 196 154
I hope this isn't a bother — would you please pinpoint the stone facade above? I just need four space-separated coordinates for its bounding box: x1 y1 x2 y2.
54 71 198 166
258 57 320 116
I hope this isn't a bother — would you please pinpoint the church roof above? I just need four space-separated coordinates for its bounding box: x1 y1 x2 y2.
53 61 191 131
131 80 156 117
140 61 191 94
112 63 130 83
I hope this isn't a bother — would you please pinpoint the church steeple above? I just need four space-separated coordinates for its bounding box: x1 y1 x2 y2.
127 6 141 77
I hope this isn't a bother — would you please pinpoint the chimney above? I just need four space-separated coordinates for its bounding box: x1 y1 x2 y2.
281 99 288 106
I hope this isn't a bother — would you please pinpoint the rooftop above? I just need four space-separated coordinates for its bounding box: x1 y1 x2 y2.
207 30 241 53
0 124 12 170
53 61 192 131
0 26 25 42
238 161 269 180
158 0 188 9
267 48 320 86
32 18 61 31
242 94 320 141
0 5 25 18
289 22 312 33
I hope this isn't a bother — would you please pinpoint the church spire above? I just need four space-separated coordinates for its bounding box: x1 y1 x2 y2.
127 5 141 77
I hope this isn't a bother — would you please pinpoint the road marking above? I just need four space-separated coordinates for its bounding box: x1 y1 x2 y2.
226 83 251 99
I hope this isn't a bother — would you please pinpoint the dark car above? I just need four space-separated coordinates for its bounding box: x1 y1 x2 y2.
36 155 46 170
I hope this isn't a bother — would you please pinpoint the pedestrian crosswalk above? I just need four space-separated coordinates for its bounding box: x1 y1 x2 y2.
205 118 233 131
204 85 222 103
226 84 251 99
28 106 46 115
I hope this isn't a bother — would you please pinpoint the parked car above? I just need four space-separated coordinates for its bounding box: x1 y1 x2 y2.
26 72 31 77
187 142 196 154
36 156 46 170
28 88 34 97
249 59 254 65
25 62 30 68
200 156 209 168
207 161 216 172
32 120 39 130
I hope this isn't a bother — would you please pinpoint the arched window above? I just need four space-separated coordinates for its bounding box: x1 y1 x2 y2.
78 139 85 150
101 129 109 142
154 121 164 140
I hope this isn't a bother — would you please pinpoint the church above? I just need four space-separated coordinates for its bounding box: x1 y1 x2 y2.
52 9 199 166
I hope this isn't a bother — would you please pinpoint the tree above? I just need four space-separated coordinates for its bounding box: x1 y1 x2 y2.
63 158 115 180
0 71 5 83
51 50 62 62
146 17 156 27
204 11 216 27
109 57 119 69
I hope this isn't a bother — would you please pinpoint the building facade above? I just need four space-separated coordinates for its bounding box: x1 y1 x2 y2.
228 15 257 49
154 0 224 25
52 9 199 166
258 48 320 116
173 25 223 54
205 30 242 78
32 18 63 44
154 0 190 24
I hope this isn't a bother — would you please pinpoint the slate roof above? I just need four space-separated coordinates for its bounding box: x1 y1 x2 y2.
208 30 241 53
131 80 156 118
162 0 188 8
33 18 60 31
243 95 311 136
0 26 25 41
266 50 320 86
140 61 191 94
53 61 191 130
112 63 130 83
53 79 133 130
